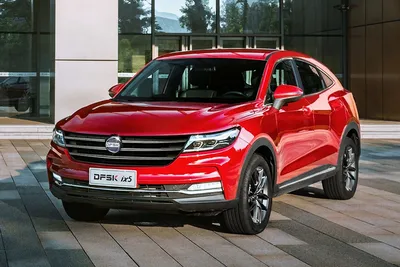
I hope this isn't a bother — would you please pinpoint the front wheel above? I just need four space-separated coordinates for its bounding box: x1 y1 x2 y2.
63 201 109 222
223 154 273 234
323 137 359 200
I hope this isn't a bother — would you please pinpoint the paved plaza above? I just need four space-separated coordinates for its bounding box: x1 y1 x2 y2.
0 139 400 267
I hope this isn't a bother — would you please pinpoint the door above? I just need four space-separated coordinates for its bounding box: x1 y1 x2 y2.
267 59 315 185
293 59 339 169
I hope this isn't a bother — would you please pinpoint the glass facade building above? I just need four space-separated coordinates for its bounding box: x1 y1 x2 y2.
118 0 345 85
1 0 399 125
0 0 55 123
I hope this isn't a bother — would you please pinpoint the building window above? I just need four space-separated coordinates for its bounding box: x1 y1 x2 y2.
155 0 216 33
0 0 54 123
220 0 280 34
118 0 152 34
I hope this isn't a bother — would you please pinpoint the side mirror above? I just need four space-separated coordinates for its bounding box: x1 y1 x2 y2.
108 83 124 98
272 85 303 110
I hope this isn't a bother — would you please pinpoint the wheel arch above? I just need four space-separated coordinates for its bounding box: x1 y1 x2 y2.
338 121 361 166
236 137 277 199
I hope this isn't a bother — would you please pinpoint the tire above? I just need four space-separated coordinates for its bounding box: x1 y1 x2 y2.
63 201 109 222
223 154 273 234
14 99 30 112
323 137 359 200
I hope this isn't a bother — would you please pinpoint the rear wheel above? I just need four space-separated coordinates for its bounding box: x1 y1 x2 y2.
14 99 30 112
323 137 359 200
223 154 272 234
63 201 109 222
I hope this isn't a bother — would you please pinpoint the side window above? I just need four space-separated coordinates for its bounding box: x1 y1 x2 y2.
267 60 297 103
295 60 325 95
320 71 334 88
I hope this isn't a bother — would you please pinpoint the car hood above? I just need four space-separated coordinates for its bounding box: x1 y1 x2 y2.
58 100 255 136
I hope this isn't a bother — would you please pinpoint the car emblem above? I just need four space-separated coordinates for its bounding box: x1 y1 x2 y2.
105 136 121 154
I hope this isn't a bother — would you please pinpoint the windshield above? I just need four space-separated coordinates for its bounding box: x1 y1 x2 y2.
115 58 266 103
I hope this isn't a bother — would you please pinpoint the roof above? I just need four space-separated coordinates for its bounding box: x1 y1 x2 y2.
156 48 279 61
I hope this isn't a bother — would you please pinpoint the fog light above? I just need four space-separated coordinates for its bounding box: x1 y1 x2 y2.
187 181 222 191
52 173 62 184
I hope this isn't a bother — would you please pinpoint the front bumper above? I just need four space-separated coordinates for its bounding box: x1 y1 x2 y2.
50 177 237 213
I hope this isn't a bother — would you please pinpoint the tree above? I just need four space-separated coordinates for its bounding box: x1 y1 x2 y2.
179 0 215 33
118 0 151 34
0 0 33 72
247 0 279 33
221 0 249 33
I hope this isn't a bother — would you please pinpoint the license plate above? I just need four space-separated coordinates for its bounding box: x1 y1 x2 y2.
89 168 137 188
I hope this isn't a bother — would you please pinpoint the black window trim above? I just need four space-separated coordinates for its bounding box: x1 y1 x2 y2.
292 57 336 97
263 57 303 105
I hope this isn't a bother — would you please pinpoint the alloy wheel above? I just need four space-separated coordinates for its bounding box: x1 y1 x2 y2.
343 146 357 191
248 166 270 224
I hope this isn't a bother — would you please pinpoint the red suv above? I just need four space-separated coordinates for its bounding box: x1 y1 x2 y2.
47 49 360 234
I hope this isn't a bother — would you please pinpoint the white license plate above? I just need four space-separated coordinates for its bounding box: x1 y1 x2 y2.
89 168 137 188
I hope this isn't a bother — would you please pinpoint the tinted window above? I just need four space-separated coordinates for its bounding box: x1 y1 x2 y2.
295 60 325 95
321 71 334 87
267 60 297 103
117 58 266 103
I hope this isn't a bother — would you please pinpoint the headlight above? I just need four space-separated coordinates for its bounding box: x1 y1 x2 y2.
183 128 240 152
52 129 66 147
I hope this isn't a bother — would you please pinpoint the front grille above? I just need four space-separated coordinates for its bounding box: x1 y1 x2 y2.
64 132 189 166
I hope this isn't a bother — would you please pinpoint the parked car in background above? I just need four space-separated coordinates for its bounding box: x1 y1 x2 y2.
0 76 32 112
47 49 360 235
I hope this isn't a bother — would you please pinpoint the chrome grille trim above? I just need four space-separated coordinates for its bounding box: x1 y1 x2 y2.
59 182 223 195
64 136 106 142
66 144 107 150
69 152 175 161
123 139 188 144
120 146 182 152
64 132 189 166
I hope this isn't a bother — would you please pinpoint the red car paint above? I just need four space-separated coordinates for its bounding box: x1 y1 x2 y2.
47 49 359 206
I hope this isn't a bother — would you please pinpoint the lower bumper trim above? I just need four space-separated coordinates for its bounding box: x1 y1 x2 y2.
50 184 237 213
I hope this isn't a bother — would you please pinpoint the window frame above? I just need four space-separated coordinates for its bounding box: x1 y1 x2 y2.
292 58 336 97
264 57 303 105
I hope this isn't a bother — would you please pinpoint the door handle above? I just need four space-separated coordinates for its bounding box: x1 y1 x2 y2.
302 106 312 115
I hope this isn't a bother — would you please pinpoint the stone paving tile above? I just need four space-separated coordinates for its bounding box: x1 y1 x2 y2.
257 254 310 267
369 234 400 250
45 249 94 267
351 242 400 265
19 193 68 232
102 223 181 267
38 231 81 250
258 228 307 246
140 225 226 267
0 200 44 251
10 169 40 187
272 202 375 243
7 249 50 267
270 211 291 221
0 190 20 200
271 220 395 267
220 234 309 267
2 139 400 266
177 224 267 267
62 221 138 267
0 250 7 267
0 183 16 190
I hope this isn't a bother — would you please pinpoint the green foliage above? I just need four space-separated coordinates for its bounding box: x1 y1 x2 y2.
221 0 279 34
0 0 33 71
179 0 215 33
